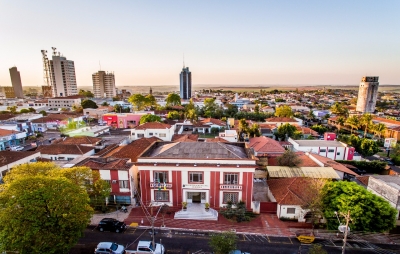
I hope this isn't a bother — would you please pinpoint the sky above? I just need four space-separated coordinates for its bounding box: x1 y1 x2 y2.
1 0 400 88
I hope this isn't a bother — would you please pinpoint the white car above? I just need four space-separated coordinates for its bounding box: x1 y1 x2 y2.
10 146 24 151
95 242 125 254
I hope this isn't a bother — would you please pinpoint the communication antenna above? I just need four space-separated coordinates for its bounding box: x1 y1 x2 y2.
51 47 57 55
41 49 53 97
99 61 101 71
183 53 185 68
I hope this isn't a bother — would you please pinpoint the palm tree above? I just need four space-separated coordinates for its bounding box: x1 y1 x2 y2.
372 123 387 141
361 113 373 138
345 115 360 134
336 116 345 134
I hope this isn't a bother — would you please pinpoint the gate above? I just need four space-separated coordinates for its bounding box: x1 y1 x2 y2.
260 202 277 214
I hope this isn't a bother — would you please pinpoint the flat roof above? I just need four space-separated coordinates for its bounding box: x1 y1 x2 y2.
292 140 346 147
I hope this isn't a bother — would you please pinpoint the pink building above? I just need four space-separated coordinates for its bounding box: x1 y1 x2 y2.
102 112 154 128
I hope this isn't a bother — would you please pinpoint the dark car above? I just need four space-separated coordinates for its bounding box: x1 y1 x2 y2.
98 218 127 233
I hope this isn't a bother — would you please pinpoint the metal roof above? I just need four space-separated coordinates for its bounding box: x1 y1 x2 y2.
267 166 340 179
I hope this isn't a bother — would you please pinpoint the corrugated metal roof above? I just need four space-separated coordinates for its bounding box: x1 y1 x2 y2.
267 166 340 179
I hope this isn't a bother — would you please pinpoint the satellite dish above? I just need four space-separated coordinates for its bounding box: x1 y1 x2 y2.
338 224 350 233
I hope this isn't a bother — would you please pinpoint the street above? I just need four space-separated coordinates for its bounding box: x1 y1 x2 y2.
70 227 398 254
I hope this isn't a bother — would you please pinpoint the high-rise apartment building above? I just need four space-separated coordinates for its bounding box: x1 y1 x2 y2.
9 67 24 98
356 76 379 113
49 51 78 97
180 67 192 100
92 71 116 98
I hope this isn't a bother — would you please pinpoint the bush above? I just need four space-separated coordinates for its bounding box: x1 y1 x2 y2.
219 200 255 222
335 160 388 174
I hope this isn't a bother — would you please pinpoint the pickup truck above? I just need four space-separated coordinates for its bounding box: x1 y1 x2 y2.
125 241 165 254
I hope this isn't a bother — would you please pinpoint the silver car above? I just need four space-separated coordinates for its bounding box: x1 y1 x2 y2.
95 242 125 254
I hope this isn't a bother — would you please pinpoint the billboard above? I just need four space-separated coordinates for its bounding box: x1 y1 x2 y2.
384 138 397 149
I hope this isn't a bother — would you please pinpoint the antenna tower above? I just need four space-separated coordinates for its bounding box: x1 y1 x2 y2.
41 49 53 97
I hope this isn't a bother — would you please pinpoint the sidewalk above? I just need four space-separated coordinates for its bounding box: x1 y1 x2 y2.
90 206 133 226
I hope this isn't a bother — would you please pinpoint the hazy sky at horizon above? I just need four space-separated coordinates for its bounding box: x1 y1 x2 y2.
1 0 399 88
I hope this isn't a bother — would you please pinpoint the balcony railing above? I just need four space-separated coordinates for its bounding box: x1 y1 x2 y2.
150 183 172 189
220 185 242 190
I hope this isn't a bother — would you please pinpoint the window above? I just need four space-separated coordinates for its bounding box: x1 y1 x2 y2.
137 134 144 138
223 192 239 203
337 152 341 155
119 180 128 189
155 190 169 201
149 132 153 136
159 133 166 137
154 171 168 183
319 149 326 153
189 172 203 183
328 149 335 153
287 208 296 214
224 173 239 184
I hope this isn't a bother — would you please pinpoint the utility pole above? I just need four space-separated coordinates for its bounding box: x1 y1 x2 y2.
150 205 155 250
342 210 351 254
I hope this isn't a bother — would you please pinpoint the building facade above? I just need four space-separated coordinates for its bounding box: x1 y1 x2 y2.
49 51 78 97
3 87 15 99
136 142 256 211
180 67 191 100
356 76 379 113
48 97 81 108
9 67 24 98
92 71 116 98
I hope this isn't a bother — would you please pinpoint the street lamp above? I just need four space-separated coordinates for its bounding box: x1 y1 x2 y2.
334 210 351 254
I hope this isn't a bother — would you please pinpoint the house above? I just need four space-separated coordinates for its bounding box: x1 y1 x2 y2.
218 130 238 142
305 153 359 180
248 136 285 157
172 134 199 142
31 114 83 132
267 177 325 222
65 125 110 137
55 136 105 150
83 107 112 119
130 122 174 141
265 117 303 127
75 157 134 204
200 118 227 130
36 144 95 161
357 175 400 226
295 126 319 139
135 142 257 220
258 124 277 138
0 151 41 180
0 128 27 150
102 112 154 129
288 138 356 161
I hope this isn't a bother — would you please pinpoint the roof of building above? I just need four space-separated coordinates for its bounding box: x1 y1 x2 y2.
133 122 172 130
307 153 359 176
75 157 131 170
104 137 160 162
172 134 199 142
265 117 298 122
203 137 229 142
267 177 325 205
368 175 400 190
248 136 285 154
143 142 249 159
31 114 77 123
50 95 83 99
0 114 16 121
267 166 340 179
295 126 319 136
201 118 227 126
36 144 94 155
0 151 40 168
0 128 23 137
355 175 370 187
55 136 102 145
291 139 346 147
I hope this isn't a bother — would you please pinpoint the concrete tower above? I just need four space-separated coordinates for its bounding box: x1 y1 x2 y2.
356 76 379 113
9 67 24 98
92 71 116 98
48 48 78 97
180 67 192 100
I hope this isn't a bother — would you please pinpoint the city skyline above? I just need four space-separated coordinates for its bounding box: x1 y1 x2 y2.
1 0 400 88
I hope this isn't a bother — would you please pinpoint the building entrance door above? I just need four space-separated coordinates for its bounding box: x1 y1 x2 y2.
187 192 206 203
192 192 201 203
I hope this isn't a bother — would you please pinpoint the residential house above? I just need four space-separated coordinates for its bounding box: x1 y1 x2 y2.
305 153 359 180
36 144 95 161
65 125 110 137
0 128 27 150
0 151 41 179
265 117 303 127
218 130 238 142
130 122 174 141
54 136 105 150
31 114 83 132
102 112 154 129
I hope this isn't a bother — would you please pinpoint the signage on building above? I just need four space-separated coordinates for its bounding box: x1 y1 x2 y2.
384 138 397 149
182 184 208 189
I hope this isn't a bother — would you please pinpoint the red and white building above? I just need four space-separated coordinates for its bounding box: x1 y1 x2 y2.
135 142 257 211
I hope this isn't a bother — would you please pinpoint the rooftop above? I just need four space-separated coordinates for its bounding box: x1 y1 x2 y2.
103 137 160 162
36 144 94 155
267 166 340 179
248 136 285 154
290 139 346 147
133 122 172 130
0 151 40 167
265 117 298 122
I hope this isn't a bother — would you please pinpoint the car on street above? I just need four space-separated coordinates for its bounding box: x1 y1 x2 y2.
9 146 24 151
95 242 125 254
97 218 127 233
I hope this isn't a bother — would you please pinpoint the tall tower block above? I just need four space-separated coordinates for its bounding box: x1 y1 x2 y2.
180 67 192 100
92 71 116 98
9 67 24 98
356 76 379 113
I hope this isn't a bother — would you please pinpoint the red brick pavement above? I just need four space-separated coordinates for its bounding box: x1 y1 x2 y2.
124 207 311 236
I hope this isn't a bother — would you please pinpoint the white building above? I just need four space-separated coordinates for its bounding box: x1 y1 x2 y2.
48 97 81 108
219 130 238 142
0 151 41 179
36 144 95 161
130 122 174 141
288 138 356 161
356 76 379 113
92 71 116 98
49 50 78 97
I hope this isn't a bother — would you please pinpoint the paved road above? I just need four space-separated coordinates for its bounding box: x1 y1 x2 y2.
71 227 398 254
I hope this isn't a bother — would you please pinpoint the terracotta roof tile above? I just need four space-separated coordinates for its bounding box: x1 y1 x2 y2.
57 136 102 145
0 128 23 137
248 137 285 154
134 122 172 130
355 175 370 186
106 137 160 162
36 144 94 155
265 117 297 122
308 154 359 176
75 157 131 170
201 118 227 126
203 137 229 142
0 151 40 167
172 134 199 142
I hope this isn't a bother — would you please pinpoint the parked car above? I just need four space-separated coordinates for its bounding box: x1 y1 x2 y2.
10 146 24 151
125 240 165 254
48 137 56 141
97 218 127 233
95 242 125 254
229 250 250 254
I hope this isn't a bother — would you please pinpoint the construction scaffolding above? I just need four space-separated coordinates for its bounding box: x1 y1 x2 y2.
41 49 53 97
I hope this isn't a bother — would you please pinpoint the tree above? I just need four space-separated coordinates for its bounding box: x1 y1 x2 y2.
78 89 94 98
310 125 328 135
19 108 30 113
6 106 17 114
276 150 302 167
372 123 387 141
330 102 348 117
184 99 198 122
248 123 261 138
145 94 157 109
321 181 397 232
359 139 380 157
101 101 109 106
139 114 162 125
128 94 147 110
209 231 237 254
345 115 360 134
203 98 218 118
81 99 98 109
276 123 297 141
274 105 293 118
167 111 181 120
72 104 83 113
336 116 345 134
0 162 95 253
238 119 249 141
28 107 36 113
39 110 47 116
166 93 181 106
361 113 373 138
224 104 238 117
307 109 316 120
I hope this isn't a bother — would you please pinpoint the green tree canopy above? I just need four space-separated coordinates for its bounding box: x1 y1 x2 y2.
145 94 157 108
345 115 360 134
330 102 349 117
6 106 17 114
310 125 328 135
203 98 218 118
39 110 47 116
139 114 162 125
276 150 302 167
166 93 181 106
361 113 373 138
128 94 147 110
274 105 293 118
0 162 96 254
19 108 30 113
101 101 109 106
78 89 94 98
322 181 397 232
167 111 181 120
276 123 297 140
81 99 98 109
209 231 237 254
